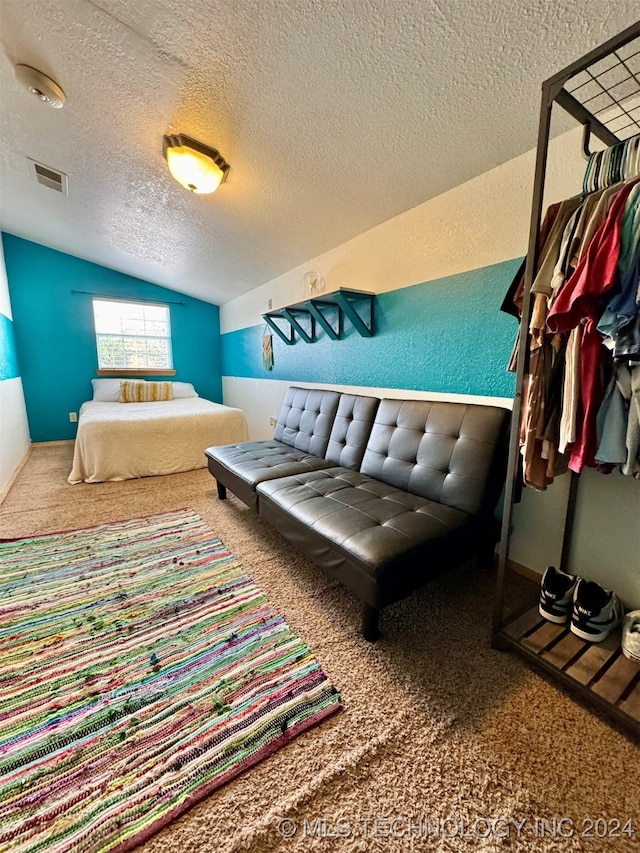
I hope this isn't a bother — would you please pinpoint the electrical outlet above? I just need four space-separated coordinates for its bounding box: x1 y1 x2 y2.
268 298 273 310
69 412 78 422
269 416 277 427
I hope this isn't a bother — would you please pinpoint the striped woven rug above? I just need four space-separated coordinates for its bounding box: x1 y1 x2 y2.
0 509 341 852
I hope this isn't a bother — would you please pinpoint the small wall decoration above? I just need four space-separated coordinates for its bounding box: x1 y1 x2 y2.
303 270 326 298
262 329 274 370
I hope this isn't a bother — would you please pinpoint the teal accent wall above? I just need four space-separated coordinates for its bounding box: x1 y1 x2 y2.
3 233 222 442
0 312 20 381
222 258 520 397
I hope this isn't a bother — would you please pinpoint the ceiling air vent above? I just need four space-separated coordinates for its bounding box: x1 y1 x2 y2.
28 158 68 195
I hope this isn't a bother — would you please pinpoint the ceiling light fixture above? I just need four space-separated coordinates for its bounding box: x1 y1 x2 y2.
15 64 66 108
162 134 230 194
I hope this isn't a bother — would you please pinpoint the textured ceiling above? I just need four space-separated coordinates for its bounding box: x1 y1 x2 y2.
0 1 638 305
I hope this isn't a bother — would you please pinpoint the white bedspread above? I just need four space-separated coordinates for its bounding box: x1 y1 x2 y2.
68 398 249 484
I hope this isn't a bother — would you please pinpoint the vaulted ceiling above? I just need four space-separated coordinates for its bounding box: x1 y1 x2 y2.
0 1 638 305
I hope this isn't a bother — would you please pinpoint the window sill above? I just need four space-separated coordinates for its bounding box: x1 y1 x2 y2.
96 369 177 377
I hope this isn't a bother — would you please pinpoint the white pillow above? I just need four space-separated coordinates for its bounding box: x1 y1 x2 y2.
92 378 132 402
172 382 198 398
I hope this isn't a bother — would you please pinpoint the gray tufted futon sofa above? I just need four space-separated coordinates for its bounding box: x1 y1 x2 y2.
206 386 510 640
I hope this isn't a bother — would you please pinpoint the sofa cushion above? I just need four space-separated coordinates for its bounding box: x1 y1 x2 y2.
325 393 380 469
360 399 509 516
205 440 337 488
273 387 340 456
257 467 472 577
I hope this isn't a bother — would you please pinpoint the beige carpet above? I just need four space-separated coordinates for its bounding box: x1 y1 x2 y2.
2 445 638 853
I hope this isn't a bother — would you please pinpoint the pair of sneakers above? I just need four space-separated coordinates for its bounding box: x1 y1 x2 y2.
539 566 623 643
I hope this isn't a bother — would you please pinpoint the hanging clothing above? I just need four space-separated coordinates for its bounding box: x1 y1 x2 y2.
615 314 640 361
500 202 563 321
559 326 581 454
529 198 584 301
556 184 625 454
547 179 639 473
596 363 631 467
503 203 566 376
558 188 608 291
597 184 640 341
518 198 583 490
623 365 640 478
502 133 640 489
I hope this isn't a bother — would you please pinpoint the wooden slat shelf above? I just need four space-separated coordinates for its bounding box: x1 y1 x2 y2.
499 606 640 736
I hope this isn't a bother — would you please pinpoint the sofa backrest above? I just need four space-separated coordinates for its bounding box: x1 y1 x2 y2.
360 399 510 516
274 387 340 456
325 394 380 469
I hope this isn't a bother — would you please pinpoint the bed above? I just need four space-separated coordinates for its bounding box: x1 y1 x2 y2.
68 397 249 484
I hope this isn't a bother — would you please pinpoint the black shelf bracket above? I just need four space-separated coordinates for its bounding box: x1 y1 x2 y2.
261 288 375 344
306 299 342 340
332 290 375 337
280 308 315 343
262 312 295 345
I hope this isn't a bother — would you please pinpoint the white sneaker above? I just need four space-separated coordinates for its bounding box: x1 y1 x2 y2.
622 610 640 663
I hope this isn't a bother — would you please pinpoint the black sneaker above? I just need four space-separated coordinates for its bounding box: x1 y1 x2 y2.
539 565 577 624
570 579 623 643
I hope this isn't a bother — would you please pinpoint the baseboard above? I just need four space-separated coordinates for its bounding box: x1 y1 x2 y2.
508 559 542 584
0 445 32 505
33 440 75 447
493 554 542 585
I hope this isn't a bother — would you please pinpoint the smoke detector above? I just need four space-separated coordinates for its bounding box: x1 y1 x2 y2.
15 65 65 109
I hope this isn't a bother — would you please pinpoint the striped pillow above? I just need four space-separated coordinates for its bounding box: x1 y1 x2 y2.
119 380 174 403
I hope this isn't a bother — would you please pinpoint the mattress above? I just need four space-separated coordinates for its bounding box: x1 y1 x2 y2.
68 398 249 484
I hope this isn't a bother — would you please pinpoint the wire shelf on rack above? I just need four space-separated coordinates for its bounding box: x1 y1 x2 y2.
564 34 640 140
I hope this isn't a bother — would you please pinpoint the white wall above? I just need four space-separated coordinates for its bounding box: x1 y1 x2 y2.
222 375 513 440
220 124 640 609
0 237 30 502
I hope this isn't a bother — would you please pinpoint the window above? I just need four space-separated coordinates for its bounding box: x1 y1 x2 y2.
92 299 174 372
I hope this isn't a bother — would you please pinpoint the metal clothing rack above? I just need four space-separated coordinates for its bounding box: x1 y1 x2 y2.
492 22 640 737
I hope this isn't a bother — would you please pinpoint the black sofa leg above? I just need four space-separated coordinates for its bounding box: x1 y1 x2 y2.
477 520 501 571
361 603 380 642
216 481 227 500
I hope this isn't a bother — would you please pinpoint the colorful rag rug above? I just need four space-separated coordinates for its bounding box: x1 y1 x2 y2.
0 509 341 852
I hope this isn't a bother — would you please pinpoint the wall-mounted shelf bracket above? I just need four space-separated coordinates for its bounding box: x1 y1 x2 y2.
306 300 342 340
263 312 295 345
280 307 315 343
330 290 375 337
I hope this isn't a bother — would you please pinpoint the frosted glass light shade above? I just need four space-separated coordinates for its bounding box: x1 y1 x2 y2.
163 134 230 194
